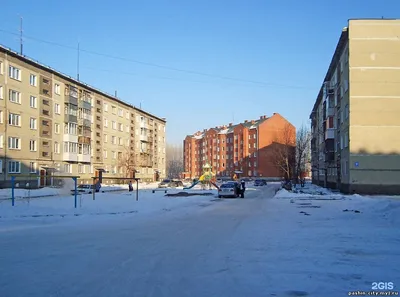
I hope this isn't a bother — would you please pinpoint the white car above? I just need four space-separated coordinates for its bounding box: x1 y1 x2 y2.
71 184 95 194
218 182 240 198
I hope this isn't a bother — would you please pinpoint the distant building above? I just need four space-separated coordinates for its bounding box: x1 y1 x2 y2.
183 113 295 179
310 19 400 194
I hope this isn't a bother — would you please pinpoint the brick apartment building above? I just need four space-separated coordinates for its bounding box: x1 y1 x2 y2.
310 19 400 195
182 113 295 179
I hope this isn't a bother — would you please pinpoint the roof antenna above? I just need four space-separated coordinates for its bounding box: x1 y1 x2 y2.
115 90 117 98
19 16 23 55
77 42 80 81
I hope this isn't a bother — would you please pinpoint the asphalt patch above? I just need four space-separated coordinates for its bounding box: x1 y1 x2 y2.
165 192 214 197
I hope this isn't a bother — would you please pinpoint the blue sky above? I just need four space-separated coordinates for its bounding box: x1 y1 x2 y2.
1 0 400 144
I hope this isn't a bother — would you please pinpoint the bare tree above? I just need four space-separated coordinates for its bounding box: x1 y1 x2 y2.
295 124 312 179
166 143 183 178
271 123 296 179
118 146 137 178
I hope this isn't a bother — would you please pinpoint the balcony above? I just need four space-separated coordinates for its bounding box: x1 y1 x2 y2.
63 134 78 143
78 118 91 127
78 154 91 163
66 95 78 105
140 121 147 129
65 114 78 123
325 128 334 140
326 107 335 117
63 152 78 162
78 136 91 144
79 100 92 110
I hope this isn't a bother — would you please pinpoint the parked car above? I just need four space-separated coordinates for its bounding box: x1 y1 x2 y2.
158 179 184 188
254 179 267 186
218 182 240 198
71 184 95 194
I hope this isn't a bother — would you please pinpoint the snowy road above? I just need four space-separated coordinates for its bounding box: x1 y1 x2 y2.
1 184 399 297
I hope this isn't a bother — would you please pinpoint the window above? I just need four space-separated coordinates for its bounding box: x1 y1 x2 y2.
112 121 116 130
103 150 108 158
30 118 37 129
9 65 21 80
344 80 349 93
63 142 78 153
340 135 344 150
125 112 129 119
112 106 116 114
118 137 122 145
8 137 21 149
9 90 21 104
126 125 129 133
30 96 37 108
8 113 21 126
29 140 37 151
54 123 60 134
0 60 3 74
344 132 349 148
54 142 60 153
118 108 123 116
103 103 108 112
54 84 60 95
54 103 61 114
104 118 108 127
8 161 21 173
112 151 117 159
253 152 257 157
64 123 78 135
118 123 123 131
345 104 349 119
112 136 116 144
104 134 108 142
29 162 37 173
30 74 37 86
64 164 71 173
78 164 84 174
0 85 3 99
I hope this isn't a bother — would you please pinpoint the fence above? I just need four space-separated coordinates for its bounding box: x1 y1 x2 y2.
91 177 140 201
10 175 80 208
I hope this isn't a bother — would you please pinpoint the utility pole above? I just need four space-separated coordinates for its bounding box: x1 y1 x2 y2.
19 16 23 55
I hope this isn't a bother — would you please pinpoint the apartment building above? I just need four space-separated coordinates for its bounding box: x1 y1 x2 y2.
310 19 400 195
183 113 295 179
0 45 166 188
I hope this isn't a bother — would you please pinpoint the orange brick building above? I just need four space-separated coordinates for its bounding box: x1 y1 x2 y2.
182 113 296 179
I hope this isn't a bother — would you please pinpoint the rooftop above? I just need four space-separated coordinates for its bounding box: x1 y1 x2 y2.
0 44 166 123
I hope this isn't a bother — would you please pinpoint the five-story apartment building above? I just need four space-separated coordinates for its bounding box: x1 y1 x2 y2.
0 45 166 187
310 19 400 194
183 113 295 179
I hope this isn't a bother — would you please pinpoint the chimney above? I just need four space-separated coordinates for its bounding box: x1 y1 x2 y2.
264 115 267 119
229 123 232 126
259 116 263 120
244 120 248 123
223 125 227 129
251 120 255 124
273 113 277 116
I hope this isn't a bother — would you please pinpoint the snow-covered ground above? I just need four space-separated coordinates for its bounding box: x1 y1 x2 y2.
0 183 399 296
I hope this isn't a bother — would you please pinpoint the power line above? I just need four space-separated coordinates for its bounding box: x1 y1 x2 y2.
0 28 317 90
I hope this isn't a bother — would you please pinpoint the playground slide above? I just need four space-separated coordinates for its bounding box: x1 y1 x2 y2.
210 181 220 190
183 180 200 190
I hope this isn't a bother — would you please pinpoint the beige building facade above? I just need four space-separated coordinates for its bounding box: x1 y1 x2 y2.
0 45 166 188
310 19 400 195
